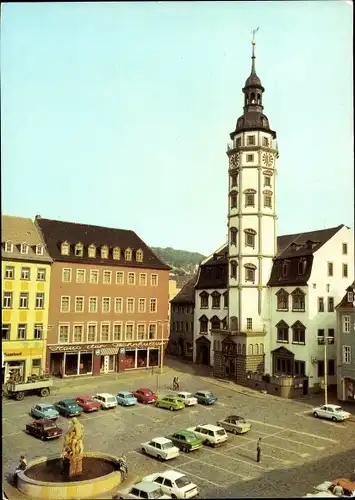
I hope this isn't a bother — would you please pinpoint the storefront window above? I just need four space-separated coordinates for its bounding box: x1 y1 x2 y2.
149 349 159 367
65 353 79 376
79 353 92 375
347 380 355 401
124 350 136 369
137 350 148 368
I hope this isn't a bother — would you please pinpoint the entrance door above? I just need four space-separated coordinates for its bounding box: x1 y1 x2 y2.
303 378 309 395
101 356 110 374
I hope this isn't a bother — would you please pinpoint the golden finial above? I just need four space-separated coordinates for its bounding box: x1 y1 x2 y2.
251 27 259 45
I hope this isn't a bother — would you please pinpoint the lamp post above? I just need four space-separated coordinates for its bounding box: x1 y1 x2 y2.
157 320 169 375
317 335 334 405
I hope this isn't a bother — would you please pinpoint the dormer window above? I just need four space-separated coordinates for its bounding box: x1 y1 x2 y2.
61 241 70 256
282 261 289 277
36 244 44 256
347 292 354 304
113 247 121 260
136 249 143 262
20 243 29 254
298 259 307 275
88 244 96 258
125 248 132 261
101 246 109 259
4 241 13 252
75 243 84 257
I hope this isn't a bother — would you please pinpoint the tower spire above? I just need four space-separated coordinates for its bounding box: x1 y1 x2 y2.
250 27 259 75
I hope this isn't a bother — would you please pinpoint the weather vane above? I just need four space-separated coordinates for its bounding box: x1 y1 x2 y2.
251 27 259 43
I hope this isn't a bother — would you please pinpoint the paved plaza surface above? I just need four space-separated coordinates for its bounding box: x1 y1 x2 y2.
3 360 355 498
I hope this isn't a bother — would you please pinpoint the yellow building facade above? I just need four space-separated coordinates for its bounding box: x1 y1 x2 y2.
2 216 52 383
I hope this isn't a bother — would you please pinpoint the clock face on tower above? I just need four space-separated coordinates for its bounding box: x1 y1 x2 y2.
262 152 274 167
230 153 240 168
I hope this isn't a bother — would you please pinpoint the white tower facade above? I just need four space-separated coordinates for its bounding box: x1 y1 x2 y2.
226 38 279 375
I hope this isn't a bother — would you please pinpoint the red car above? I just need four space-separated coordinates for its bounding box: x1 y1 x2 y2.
76 395 101 413
26 418 63 440
133 387 158 404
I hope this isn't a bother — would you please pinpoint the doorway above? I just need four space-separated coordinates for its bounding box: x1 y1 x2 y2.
303 378 309 396
196 338 211 365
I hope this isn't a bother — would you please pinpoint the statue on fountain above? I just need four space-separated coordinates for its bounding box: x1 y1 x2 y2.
61 417 84 478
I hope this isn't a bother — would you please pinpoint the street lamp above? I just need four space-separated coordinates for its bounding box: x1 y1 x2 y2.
317 335 334 405
157 319 169 375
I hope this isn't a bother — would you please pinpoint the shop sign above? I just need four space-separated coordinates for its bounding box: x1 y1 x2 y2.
48 344 106 352
48 342 164 352
5 352 23 357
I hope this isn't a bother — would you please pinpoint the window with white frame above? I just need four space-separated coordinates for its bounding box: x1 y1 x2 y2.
128 272 135 285
75 243 84 257
151 274 158 286
19 292 29 309
113 323 122 341
62 268 72 282
127 298 135 313
101 246 109 259
116 271 124 284
90 270 99 284
21 267 31 280
343 315 350 333
264 176 271 187
125 248 132 261
149 324 157 339
88 245 96 258
139 273 147 286
76 269 86 283
20 243 29 254
75 296 84 312
5 266 14 279
343 346 352 364
4 241 13 252
59 325 69 343
115 297 123 313
35 292 45 309
89 297 98 313
246 318 252 330
61 296 70 312
34 324 43 339
125 323 134 341
37 268 46 281
113 247 121 260
150 298 157 313
73 324 84 343
138 298 146 312
102 297 111 313
87 323 97 342
347 292 354 303
36 244 44 255
136 249 143 262
61 242 70 255
103 270 112 284
137 324 146 340
17 324 27 339
3 292 13 308
100 323 110 342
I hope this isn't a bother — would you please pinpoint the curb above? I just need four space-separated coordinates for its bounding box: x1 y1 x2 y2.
199 376 286 402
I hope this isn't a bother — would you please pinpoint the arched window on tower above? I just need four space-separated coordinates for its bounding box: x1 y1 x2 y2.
250 92 256 104
230 192 238 210
257 93 261 104
230 260 238 279
230 227 238 246
244 263 257 283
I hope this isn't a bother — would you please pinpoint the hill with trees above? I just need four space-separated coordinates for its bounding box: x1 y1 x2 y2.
151 247 205 275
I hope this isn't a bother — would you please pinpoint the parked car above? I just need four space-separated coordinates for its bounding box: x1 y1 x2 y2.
141 437 180 461
143 470 199 499
133 388 158 404
155 396 185 411
116 391 137 407
187 424 227 447
176 392 198 407
315 479 355 497
118 481 171 499
303 493 337 498
312 404 351 422
216 415 251 434
166 430 203 453
25 418 63 440
30 403 59 420
92 393 118 410
54 399 83 417
76 395 101 413
193 390 217 405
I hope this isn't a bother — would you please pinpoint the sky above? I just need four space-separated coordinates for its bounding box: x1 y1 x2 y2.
1 1 353 255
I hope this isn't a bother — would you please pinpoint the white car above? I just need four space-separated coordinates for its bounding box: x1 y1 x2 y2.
312 404 351 422
92 393 118 410
303 493 337 498
119 481 171 499
187 424 227 447
142 471 199 499
141 437 180 461
176 392 198 407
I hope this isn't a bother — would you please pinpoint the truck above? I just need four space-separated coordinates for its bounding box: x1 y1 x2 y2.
4 374 53 401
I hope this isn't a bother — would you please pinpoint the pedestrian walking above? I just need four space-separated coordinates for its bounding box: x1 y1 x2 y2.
256 438 262 463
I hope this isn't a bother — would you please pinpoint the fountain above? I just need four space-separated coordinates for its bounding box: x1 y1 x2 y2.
16 417 127 499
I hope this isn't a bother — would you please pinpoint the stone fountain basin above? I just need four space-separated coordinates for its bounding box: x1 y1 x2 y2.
17 452 123 499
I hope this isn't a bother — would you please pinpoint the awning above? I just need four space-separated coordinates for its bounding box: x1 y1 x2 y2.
100 348 119 356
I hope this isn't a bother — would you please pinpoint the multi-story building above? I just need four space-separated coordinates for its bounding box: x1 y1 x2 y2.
336 281 355 403
169 275 197 360
193 244 228 367
35 216 170 378
1 215 52 383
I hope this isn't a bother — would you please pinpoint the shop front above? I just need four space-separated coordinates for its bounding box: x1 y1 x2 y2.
2 343 45 383
47 341 165 377
344 378 355 402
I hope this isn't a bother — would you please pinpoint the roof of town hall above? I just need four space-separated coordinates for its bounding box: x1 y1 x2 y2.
35 216 170 270
1 215 52 263
171 274 198 304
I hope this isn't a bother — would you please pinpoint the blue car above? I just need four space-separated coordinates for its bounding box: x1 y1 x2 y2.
54 399 83 417
116 391 137 406
194 390 217 405
31 403 59 420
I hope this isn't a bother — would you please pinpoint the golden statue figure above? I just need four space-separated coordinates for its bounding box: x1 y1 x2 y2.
62 417 84 477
